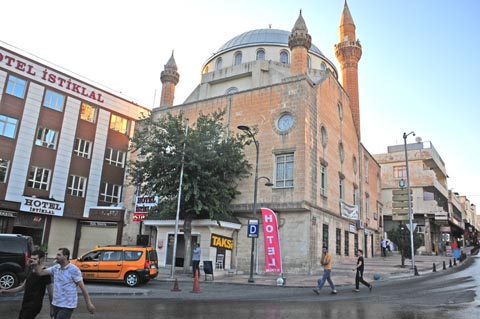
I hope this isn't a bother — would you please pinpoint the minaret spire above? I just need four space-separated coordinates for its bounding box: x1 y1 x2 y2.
335 1 362 137
288 10 312 75
160 51 180 108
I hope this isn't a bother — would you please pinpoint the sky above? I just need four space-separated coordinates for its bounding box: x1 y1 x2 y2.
2 0 479 207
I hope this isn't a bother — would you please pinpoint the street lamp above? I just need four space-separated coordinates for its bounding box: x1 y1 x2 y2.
238 125 273 283
403 131 415 271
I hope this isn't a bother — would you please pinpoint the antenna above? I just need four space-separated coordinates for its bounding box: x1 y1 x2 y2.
152 89 157 108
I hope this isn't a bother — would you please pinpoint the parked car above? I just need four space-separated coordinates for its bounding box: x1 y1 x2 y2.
71 245 158 287
0 234 34 289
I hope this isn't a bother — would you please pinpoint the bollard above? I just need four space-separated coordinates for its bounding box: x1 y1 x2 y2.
432 263 436 272
414 265 419 276
449 259 452 268
443 261 446 270
171 278 181 292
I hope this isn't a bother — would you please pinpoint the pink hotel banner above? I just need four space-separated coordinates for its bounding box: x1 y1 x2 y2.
261 208 283 273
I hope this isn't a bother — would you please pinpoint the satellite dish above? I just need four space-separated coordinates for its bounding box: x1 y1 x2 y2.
415 136 422 143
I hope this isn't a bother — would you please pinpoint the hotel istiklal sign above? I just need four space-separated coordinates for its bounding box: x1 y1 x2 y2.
133 195 158 222
20 196 65 217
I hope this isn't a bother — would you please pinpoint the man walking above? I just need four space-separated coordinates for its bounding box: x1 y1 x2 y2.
353 249 372 292
0 249 53 319
381 238 387 257
313 246 337 295
192 243 201 277
35 248 95 318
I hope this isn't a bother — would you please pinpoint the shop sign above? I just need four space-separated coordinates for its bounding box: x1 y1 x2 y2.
20 196 64 216
0 210 17 218
210 233 233 250
133 195 158 222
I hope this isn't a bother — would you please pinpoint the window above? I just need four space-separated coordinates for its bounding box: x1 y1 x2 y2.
320 164 327 196
234 52 242 65
338 143 345 163
394 166 407 179
110 114 129 134
344 230 350 256
27 167 51 190
0 159 10 183
6 75 27 99
338 102 343 120
365 157 369 183
256 49 265 61
0 115 18 138
353 186 359 205
322 224 329 250
353 156 357 174
35 127 58 149
68 175 87 197
320 62 327 71
226 87 239 95
100 182 122 204
216 58 223 71
73 138 92 159
80 102 97 123
336 228 341 256
105 148 126 167
320 126 328 148
339 177 345 200
365 193 370 218
275 153 294 187
354 234 359 256
43 89 65 112
307 55 311 68
280 50 289 64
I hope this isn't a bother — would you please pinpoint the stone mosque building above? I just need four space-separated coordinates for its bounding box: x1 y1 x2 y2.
139 2 383 275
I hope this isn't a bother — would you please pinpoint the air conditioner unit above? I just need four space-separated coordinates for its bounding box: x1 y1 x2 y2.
356 220 364 229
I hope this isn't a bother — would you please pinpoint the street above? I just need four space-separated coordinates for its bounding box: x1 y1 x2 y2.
1 255 479 318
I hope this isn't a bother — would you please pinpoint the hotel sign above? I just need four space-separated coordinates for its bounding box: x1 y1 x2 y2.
20 196 64 216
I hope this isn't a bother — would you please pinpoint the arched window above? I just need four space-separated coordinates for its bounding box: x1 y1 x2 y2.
280 50 289 64
321 126 328 148
256 49 265 61
338 102 343 121
320 62 327 71
216 58 223 71
234 52 242 66
307 55 312 69
338 142 345 163
226 87 239 95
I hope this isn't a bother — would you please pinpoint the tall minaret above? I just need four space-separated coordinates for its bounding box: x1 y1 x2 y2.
160 51 180 107
288 10 311 75
335 1 362 136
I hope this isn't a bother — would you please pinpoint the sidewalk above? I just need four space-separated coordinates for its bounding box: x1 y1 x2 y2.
157 250 468 288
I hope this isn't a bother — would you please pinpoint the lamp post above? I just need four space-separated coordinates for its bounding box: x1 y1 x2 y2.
238 125 273 283
403 131 415 271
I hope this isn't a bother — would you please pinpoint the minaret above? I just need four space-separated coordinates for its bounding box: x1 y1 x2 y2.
160 51 180 107
288 10 311 75
335 1 362 136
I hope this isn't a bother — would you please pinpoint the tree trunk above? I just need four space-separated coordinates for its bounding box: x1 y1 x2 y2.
182 217 193 274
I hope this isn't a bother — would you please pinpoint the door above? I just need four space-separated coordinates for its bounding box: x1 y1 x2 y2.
75 250 101 280
98 250 123 279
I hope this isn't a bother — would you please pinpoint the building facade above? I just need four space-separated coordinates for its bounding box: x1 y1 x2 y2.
374 140 477 255
139 4 383 275
0 42 148 258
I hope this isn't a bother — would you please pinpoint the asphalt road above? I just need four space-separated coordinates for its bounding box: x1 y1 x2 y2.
1 255 479 318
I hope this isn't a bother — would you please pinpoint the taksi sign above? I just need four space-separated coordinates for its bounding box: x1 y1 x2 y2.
20 196 64 216
210 234 233 250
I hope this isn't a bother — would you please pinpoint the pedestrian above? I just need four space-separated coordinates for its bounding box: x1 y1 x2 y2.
381 238 387 257
34 247 95 318
0 249 53 319
192 243 201 278
313 246 337 295
352 249 372 292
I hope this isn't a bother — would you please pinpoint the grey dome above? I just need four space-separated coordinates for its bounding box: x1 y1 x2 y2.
216 29 325 57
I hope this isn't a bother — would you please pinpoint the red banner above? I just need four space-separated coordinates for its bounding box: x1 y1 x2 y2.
261 208 282 273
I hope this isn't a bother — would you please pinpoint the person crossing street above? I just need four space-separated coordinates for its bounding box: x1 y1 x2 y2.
313 246 337 295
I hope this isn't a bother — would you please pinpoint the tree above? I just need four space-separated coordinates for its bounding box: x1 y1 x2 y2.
387 222 423 268
129 110 251 273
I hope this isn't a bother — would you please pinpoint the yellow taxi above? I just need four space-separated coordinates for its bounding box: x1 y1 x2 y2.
71 245 158 287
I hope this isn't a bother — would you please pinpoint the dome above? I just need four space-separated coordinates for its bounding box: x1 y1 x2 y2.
215 29 326 57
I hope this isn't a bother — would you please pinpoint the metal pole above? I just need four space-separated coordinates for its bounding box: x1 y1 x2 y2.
403 132 415 271
170 119 189 279
248 139 259 283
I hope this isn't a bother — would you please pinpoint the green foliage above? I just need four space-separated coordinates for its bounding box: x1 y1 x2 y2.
129 109 251 222
387 223 423 265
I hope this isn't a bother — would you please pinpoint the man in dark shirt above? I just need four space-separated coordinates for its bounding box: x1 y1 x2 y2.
353 249 372 292
0 249 53 319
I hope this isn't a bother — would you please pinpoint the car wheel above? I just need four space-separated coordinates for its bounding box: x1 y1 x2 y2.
125 272 140 287
0 272 18 289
